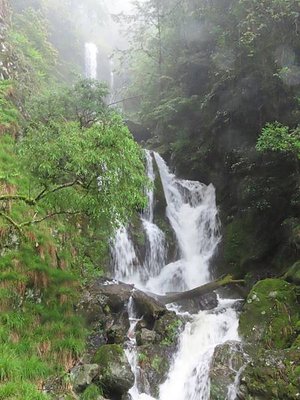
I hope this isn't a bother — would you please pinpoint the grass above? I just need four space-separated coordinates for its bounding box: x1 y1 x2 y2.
0 134 108 398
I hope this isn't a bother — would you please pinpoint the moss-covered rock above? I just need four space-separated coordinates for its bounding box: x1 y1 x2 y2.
209 341 248 400
239 279 299 349
239 348 300 399
92 344 134 398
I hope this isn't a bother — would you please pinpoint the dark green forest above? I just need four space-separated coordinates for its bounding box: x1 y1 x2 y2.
0 0 299 399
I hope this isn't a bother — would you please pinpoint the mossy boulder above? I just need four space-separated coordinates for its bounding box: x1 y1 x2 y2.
209 341 248 400
239 348 300 399
92 344 134 398
70 364 100 393
239 279 299 349
285 261 300 286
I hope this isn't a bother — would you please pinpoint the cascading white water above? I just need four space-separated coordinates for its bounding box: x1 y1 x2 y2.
85 42 98 79
126 294 142 399
146 153 221 294
159 299 240 400
112 151 242 400
111 226 140 283
112 151 166 286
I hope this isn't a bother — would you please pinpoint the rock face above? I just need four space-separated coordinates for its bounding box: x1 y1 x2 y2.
237 278 300 399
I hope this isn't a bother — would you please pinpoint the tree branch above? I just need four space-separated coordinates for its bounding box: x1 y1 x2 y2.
0 211 22 232
19 211 82 227
0 195 36 206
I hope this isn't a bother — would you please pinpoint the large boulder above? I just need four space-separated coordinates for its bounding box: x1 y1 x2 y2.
92 344 134 398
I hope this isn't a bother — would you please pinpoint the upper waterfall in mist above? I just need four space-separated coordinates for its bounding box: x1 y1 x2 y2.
85 42 98 79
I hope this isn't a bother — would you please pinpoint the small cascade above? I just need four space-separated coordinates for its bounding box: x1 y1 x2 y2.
112 150 166 286
85 42 98 79
111 226 140 283
142 150 166 281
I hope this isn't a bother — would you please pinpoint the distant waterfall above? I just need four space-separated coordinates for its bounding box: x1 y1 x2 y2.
85 42 98 79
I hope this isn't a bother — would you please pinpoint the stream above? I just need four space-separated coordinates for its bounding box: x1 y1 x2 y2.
111 151 242 400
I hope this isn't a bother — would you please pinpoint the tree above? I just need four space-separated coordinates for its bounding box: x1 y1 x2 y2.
0 79 147 231
256 122 300 160
27 79 109 128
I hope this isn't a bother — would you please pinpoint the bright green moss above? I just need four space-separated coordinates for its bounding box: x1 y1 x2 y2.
239 279 299 349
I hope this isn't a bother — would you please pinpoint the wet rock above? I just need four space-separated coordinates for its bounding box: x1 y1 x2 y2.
121 394 132 400
107 323 129 345
176 291 218 313
136 344 175 398
70 364 99 392
285 260 300 285
92 344 134 398
136 328 157 346
209 341 248 400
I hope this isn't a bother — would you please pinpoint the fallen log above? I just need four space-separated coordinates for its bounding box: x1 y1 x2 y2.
154 275 245 305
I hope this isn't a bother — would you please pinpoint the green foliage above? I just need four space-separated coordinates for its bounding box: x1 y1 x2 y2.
27 79 109 128
20 115 146 225
257 122 300 159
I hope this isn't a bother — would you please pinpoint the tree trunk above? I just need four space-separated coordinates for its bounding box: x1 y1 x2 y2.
153 275 245 304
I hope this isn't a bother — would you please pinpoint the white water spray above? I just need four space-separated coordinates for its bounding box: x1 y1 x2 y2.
85 42 98 79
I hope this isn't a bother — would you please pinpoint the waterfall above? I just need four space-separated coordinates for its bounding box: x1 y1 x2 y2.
111 151 241 400
85 42 98 79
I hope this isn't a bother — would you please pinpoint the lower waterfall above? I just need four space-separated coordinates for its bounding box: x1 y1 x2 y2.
112 151 242 400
